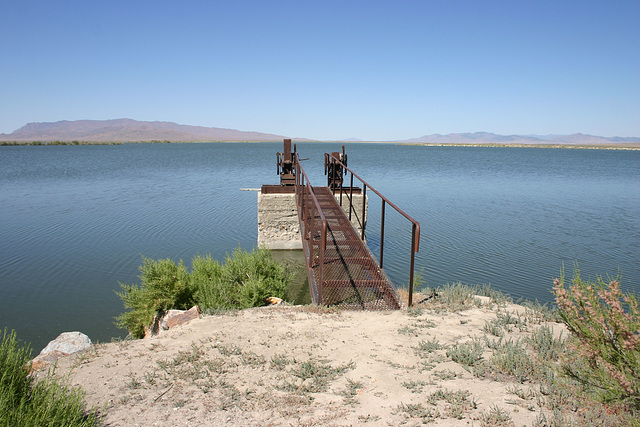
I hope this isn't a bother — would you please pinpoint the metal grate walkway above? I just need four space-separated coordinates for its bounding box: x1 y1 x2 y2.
300 186 401 310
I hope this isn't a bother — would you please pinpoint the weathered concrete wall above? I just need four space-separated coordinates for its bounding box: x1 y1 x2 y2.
258 191 368 249
257 193 302 250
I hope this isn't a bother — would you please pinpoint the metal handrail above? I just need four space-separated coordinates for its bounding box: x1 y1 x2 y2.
325 153 421 306
294 153 328 304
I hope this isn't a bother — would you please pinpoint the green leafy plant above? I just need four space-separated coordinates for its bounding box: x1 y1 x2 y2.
553 267 640 408
116 247 290 338
115 257 192 338
218 247 289 309
190 254 227 310
0 329 99 426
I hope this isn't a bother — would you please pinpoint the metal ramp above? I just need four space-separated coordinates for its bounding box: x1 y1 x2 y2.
302 186 401 310
266 139 420 309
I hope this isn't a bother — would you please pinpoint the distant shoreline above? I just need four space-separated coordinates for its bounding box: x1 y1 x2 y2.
402 142 640 150
1 140 639 150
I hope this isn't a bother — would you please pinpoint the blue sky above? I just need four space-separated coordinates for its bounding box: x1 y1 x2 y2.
1 0 638 140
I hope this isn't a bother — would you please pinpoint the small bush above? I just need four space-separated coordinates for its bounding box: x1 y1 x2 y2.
116 247 290 338
490 338 537 383
190 254 227 309
115 257 192 338
0 329 99 426
553 267 640 408
200 247 289 310
447 337 485 367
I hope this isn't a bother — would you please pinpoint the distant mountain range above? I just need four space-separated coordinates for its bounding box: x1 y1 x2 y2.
1 119 639 145
401 132 640 145
0 119 294 142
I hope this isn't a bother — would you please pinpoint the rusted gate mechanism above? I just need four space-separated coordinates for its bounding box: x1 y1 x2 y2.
293 143 421 308
277 138 296 187
262 138 297 194
324 149 421 306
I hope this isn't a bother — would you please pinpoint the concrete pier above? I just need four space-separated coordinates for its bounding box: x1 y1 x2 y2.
258 192 301 250
257 190 367 249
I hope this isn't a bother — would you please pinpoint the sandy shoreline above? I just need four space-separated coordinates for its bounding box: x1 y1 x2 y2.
44 298 569 426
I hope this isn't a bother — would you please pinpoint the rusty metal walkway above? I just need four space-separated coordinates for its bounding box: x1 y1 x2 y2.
292 143 421 310
300 186 401 309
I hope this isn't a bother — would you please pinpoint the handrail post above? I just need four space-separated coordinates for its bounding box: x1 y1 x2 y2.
349 173 354 221
304 184 309 240
380 200 386 268
408 223 417 307
300 174 305 225
360 185 367 240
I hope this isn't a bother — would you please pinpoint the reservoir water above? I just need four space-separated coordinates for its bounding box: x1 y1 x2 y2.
1 142 638 352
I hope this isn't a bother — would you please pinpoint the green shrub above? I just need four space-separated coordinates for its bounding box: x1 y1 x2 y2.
218 247 289 309
0 329 99 426
553 267 640 408
116 247 290 338
115 257 192 338
190 254 229 310
191 247 289 311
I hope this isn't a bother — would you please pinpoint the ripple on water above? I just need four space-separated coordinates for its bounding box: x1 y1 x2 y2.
1 143 638 352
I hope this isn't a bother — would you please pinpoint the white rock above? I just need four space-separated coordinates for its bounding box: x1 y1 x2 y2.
39 331 92 355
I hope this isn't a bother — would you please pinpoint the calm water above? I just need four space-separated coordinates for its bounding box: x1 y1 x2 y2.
1 143 638 351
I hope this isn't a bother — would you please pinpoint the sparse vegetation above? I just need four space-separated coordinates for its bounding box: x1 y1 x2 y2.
489 338 538 383
409 280 639 425
446 337 485 368
525 324 564 362
339 379 363 405
427 388 477 419
411 281 511 312
396 402 440 423
287 359 356 393
413 337 445 357
31 272 640 425
480 405 514 426
0 329 99 426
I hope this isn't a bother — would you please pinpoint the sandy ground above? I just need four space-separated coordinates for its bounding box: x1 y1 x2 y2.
46 299 567 426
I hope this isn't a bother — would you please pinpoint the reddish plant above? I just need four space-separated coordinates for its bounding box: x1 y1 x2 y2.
553 268 640 408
